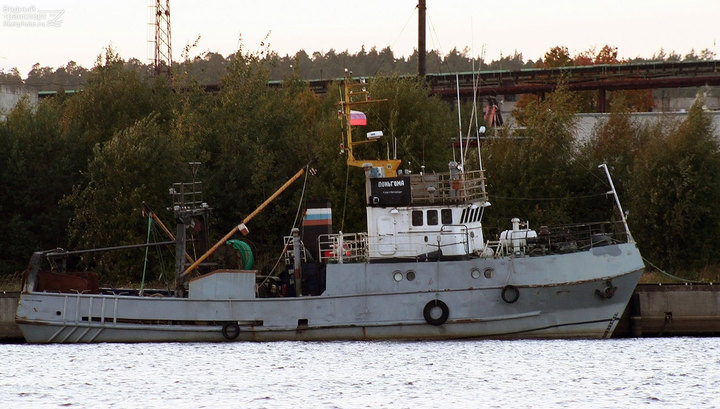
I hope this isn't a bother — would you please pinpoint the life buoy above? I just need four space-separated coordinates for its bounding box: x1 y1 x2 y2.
222 322 240 340
501 285 520 304
423 300 449 326
333 242 351 257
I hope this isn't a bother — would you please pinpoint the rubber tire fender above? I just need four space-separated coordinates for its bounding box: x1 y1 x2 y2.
501 285 520 304
222 322 240 340
423 299 450 326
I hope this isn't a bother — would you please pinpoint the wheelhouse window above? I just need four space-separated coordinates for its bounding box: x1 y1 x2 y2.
427 210 438 226
441 209 452 224
412 210 424 226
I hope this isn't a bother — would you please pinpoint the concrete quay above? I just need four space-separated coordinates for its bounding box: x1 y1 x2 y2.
0 292 23 342
614 283 720 337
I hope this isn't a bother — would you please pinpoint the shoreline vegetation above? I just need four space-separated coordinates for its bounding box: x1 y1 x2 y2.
1 44 715 89
1 44 719 288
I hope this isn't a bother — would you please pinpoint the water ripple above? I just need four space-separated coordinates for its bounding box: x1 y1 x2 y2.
1 338 719 408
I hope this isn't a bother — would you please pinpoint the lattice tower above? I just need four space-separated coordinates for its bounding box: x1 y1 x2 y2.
148 0 172 79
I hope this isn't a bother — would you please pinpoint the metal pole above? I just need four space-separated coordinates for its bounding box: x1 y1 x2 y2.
142 202 195 264
292 228 303 296
456 73 464 170
599 163 634 243
174 220 187 296
45 241 176 257
418 0 426 78
182 160 315 277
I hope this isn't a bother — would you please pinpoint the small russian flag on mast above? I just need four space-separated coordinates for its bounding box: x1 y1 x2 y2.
350 110 367 126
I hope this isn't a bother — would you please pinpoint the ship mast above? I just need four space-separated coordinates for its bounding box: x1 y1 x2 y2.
341 74 401 176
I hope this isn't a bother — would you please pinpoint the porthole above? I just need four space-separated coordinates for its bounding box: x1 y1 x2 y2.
470 268 481 279
483 268 494 279
406 270 416 281
393 270 403 282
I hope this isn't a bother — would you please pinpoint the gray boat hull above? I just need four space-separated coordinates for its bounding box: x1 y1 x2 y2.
16 243 643 343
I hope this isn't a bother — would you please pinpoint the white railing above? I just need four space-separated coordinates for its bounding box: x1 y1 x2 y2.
282 235 308 265
317 233 368 263
409 170 487 205
484 221 631 258
318 226 473 262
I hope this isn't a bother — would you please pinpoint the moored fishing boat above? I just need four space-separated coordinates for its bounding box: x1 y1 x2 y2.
15 75 644 343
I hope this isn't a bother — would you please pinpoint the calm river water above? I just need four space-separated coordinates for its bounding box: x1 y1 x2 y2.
1 338 718 408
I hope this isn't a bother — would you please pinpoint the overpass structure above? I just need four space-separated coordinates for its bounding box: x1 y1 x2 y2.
30 60 720 114
293 60 720 113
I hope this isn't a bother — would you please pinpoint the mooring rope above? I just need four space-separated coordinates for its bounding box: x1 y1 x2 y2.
642 256 695 283
139 215 153 296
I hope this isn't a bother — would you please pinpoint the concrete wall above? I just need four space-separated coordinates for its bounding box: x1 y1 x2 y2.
615 284 720 337
575 111 720 142
0 292 22 341
0 84 38 121
492 89 720 134
654 91 720 112
491 108 720 141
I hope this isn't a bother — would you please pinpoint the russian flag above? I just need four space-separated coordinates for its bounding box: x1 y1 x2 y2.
303 208 332 227
350 110 367 126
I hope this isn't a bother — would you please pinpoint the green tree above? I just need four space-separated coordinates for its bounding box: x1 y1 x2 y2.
24 63 55 87
187 47 323 265
543 46 573 67
59 47 165 153
574 96 649 225
486 51 532 70
0 97 75 274
628 97 720 273
0 67 23 85
484 85 580 234
63 115 187 283
319 75 456 232
368 75 454 172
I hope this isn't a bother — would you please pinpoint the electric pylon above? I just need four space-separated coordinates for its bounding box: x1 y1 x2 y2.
148 0 172 80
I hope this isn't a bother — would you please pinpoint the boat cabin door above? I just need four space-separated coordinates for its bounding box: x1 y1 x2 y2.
376 216 397 255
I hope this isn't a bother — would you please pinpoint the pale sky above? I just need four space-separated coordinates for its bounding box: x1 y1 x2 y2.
1 0 718 76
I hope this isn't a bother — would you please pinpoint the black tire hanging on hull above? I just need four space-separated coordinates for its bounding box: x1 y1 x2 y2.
222 322 240 340
501 285 520 304
423 299 449 326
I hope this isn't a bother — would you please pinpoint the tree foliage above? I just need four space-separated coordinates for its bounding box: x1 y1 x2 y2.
484 85 584 234
3 43 720 283
627 98 720 273
63 115 186 283
0 96 74 274
514 45 655 114
329 75 456 232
